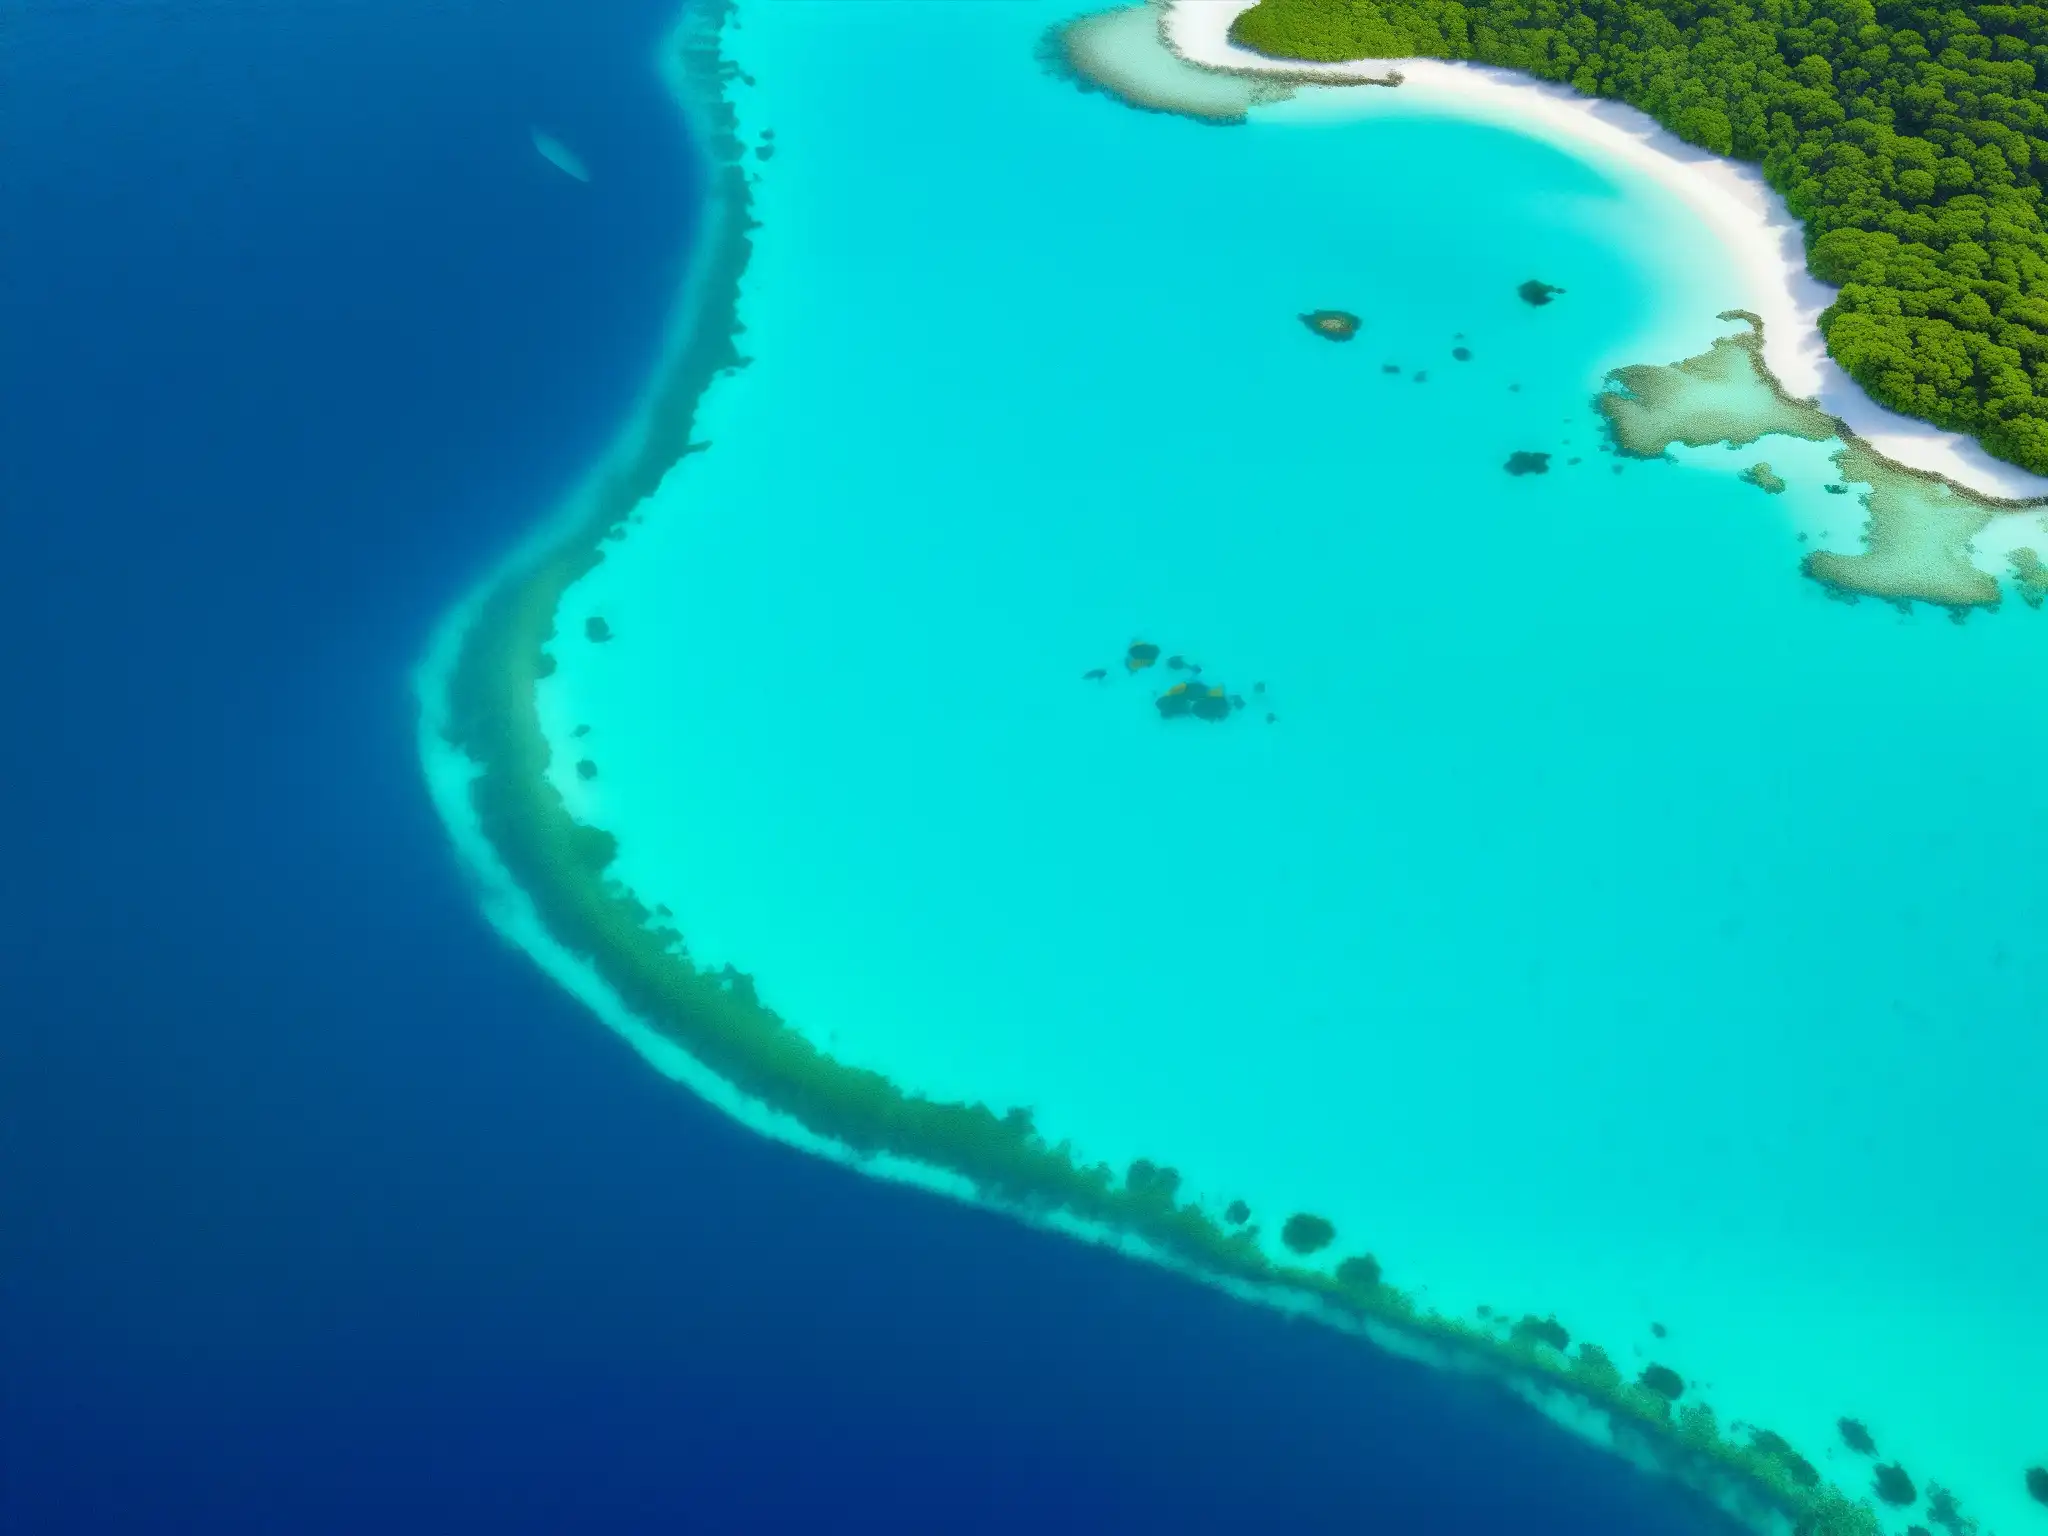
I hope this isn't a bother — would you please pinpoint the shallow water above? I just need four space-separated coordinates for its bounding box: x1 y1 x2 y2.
434 2 2048 1530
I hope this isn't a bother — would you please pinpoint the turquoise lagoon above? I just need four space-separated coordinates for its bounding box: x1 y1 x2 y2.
419 2 2048 1531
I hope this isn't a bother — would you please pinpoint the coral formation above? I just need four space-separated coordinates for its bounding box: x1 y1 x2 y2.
1280 1212 1335 1254
1512 1314 1570 1351
1874 1463 1918 1507
1336 1255 1383 1290
1638 1364 1685 1400
1300 308 1361 341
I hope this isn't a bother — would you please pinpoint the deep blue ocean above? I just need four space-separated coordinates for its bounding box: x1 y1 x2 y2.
3 2 1735 1530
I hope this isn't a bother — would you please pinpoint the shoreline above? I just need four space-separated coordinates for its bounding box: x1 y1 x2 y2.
1159 0 2048 506
409 5 2022 1536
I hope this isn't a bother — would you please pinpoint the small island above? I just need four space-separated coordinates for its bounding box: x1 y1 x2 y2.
1300 308 1361 341
1740 461 1787 494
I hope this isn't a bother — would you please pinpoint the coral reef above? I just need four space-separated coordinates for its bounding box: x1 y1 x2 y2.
1280 1212 1335 1254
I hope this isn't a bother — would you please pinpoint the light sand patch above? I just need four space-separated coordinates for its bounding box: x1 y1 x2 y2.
1051 2 1303 124
530 126 591 182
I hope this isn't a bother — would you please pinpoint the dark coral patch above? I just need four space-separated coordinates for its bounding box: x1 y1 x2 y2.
1336 1254 1383 1290
1452 346 1472 361
1280 1212 1335 1254
1638 1364 1684 1400
1512 1314 1570 1351
1125 1159 1182 1204
585 615 613 641
1839 1418 1877 1455
1519 279 1565 306
1126 640 1161 672
575 759 598 780
1505 451 1552 476
1224 1199 1250 1225
1873 1463 1917 1507
2026 1467 2048 1506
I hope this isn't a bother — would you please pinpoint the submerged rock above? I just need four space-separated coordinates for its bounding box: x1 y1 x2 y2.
1335 1254 1383 1290
1224 1199 1250 1225
1639 1363 1685 1400
1505 451 1551 476
1300 309 1362 342
585 615 613 641
1741 461 1788 494
1839 1418 1878 1455
1280 1212 1335 1254
1512 1314 1570 1351
2026 1466 2048 1506
1125 640 1161 672
1155 681 1237 721
1519 279 1565 305
1874 1463 1918 1507
1452 345 1472 361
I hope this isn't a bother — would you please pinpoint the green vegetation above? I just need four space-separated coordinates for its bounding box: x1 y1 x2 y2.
1281 1211 1337 1253
1742 459 1790 491
1231 0 2048 475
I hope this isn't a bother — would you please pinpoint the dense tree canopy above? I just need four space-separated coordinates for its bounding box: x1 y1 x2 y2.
1232 0 2048 475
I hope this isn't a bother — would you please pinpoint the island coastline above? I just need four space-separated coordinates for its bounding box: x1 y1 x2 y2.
409 7 2023 1536
1155 0 2048 507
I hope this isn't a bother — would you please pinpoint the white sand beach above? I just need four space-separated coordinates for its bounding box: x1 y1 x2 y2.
1162 0 2048 504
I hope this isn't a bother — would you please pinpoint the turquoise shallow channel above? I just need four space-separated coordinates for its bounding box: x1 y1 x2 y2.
418 2 2048 1532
